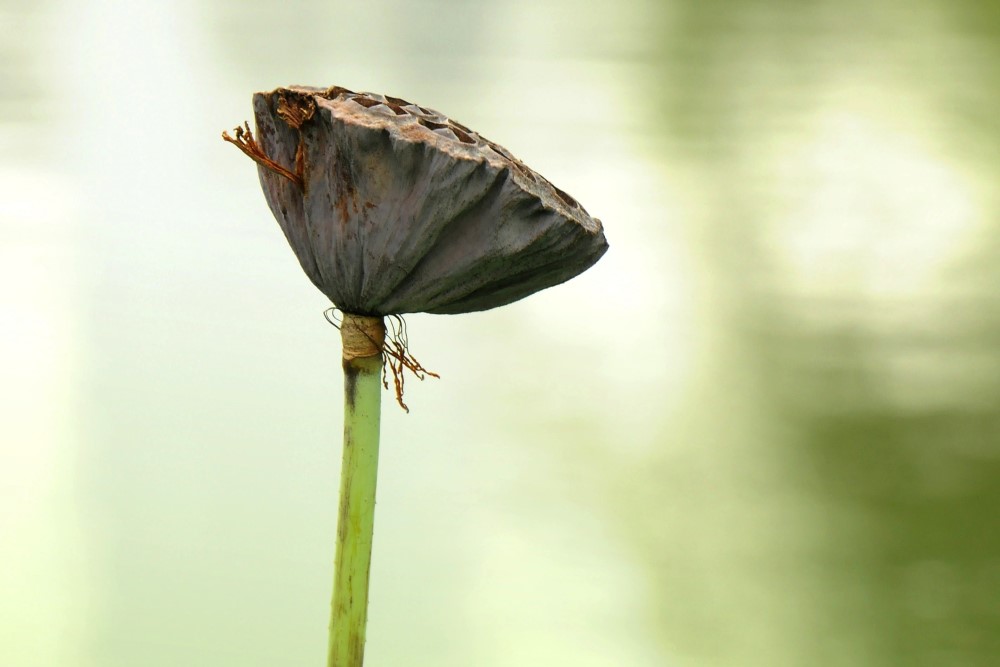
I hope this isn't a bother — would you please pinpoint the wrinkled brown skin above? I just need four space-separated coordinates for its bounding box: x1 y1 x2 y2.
251 86 608 316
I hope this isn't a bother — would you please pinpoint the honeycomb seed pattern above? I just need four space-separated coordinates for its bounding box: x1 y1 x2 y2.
313 86 585 212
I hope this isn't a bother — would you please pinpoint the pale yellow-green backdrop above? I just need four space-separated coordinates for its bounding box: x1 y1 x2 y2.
2 0 998 665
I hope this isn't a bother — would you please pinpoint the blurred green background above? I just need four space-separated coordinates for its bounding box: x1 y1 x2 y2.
2 0 999 665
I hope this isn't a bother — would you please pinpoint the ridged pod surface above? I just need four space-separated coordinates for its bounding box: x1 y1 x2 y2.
245 85 608 315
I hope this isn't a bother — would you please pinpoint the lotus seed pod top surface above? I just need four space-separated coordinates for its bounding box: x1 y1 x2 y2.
251 85 608 315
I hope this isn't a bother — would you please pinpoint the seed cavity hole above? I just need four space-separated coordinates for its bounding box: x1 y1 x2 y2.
450 126 476 144
352 97 383 109
553 186 580 208
418 118 450 131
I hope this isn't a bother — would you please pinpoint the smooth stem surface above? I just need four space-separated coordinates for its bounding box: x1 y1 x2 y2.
328 353 383 667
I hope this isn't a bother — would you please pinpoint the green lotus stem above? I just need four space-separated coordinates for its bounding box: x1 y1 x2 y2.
328 315 385 667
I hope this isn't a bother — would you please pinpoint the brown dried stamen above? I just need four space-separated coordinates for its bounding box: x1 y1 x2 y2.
222 122 303 187
276 93 316 129
381 315 440 413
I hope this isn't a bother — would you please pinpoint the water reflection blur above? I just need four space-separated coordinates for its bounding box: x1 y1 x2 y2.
1 0 998 665
607 0 1000 664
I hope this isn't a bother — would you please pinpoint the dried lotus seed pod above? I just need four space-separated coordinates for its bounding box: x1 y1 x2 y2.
228 85 608 315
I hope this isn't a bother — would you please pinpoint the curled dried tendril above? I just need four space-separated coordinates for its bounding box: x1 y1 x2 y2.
325 309 440 412
222 122 303 187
